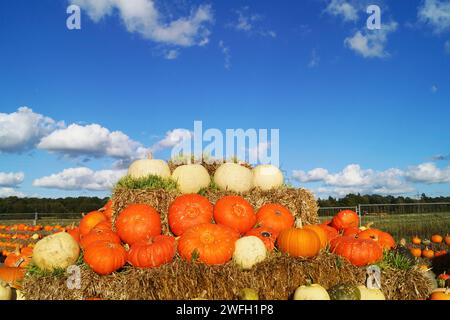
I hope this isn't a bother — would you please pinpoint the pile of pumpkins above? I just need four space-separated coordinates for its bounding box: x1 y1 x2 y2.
409 234 449 259
128 154 285 193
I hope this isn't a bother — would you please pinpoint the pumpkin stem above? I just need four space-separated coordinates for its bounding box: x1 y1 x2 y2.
146 152 153 160
295 218 303 229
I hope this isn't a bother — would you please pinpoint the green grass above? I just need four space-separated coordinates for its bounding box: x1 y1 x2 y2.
378 250 414 271
114 175 178 191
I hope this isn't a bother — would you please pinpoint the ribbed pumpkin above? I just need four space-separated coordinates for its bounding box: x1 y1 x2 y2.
276 220 321 258
303 224 328 249
83 241 127 275
128 235 177 268
319 223 339 242
255 203 294 233
79 211 107 236
331 236 383 267
431 234 443 244
178 223 240 265
358 229 395 250
4 247 30 268
245 226 279 251
80 229 121 249
0 267 26 289
331 210 359 231
116 204 161 245
343 227 360 237
214 196 256 234
168 194 213 236
91 221 113 232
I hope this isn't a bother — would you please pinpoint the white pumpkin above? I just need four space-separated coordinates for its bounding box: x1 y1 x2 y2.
31 233 40 240
252 165 284 191
32 232 80 272
128 154 171 179
293 284 330 300
214 163 253 193
233 236 267 270
357 286 386 300
0 280 12 300
172 164 211 194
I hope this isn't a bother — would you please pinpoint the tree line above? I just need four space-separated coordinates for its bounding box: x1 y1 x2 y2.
317 193 450 207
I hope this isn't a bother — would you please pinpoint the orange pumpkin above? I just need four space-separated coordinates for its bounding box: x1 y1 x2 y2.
357 229 396 250
66 225 81 243
0 266 26 288
255 203 294 233
343 227 360 237
213 196 256 234
319 223 339 242
435 250 447 257
116 204 161 245
330 236 383 267
80 229 121 249
168 194 213 236
101 200 114 221
445 234 450 246
276 220 321 258
412 236 422 245
83 241 127 275
331 210 359 231
245 226 279 251
303 224 328 249
128 235 177 268
178 223 239 265
422 247 435 259
430 289 450 300
431 234 443 244
79 211 107 236
4 247 31 268
410 247 422 258
91 221 113 233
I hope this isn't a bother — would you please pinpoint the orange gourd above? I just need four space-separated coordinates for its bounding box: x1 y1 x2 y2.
116 204 161 245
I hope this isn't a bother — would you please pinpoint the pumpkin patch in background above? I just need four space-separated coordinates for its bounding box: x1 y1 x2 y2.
168 194 213 236
255 203 294 233
116 204 161 245
213 196 256 234
178 223 239 265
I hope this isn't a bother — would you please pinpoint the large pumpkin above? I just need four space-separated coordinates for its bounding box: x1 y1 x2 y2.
116 204 161 245
79 211 107 236
255 203 294 233
319 223 339 242
331 236 383 267
178 223 240 265
276 222 321 258
252 164 284 191
172 164 211 194
245 226 279 251
214 196 256 234
168 194 213 236
128 235 177 268
331 210 359 231
214 163 254 193
127 154 171 179
357 229 396 250
83 241 127 275
32 232 80 272
303 224 328 249
293 283 330 300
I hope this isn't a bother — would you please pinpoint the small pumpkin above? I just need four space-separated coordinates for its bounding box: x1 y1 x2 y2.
431 234 443 244
245 226 278 251
331 210 359 231
445 234 450 246
412 236 422 245
276 220 321 258
328 283 361 300
422 247 435 259
252 164 284 191
83 241 127 275
255 203 294 233
435 250 447 257
330 236 383 267
5 246 31 268
0 267 25 289
357 229 396 250
213 162 253 193
178 223 239 265
293 283 330 300
214 196 256 234
357 285 385 300
100 200 113 221
79 211 107 237
172 164 211 194
128 235 177 268
410 247 422 258
116 204 161 245
128 153 171 179
429 289 450 300
80 229 121 249
168 194 213 236
233 236 267 270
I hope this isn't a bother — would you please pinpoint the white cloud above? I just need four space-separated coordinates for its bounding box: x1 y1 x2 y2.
165 49 179 60
0 187 25 198
308 49 320 68
293 168 329 183
344 21 398 58
228 6 276 38
37 123 149 160
219 40 231 70
0 172 25 187
33 167 127 191
0 107 64 153
406 162 450 183
70 0 214 47
418 0 450 34
325 0 359 22
150 128 192 152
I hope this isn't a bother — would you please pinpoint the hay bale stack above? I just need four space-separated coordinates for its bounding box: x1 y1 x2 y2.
22 253 432 300
111 187 319 234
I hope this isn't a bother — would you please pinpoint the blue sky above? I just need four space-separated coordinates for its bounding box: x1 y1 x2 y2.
0 0 450 199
